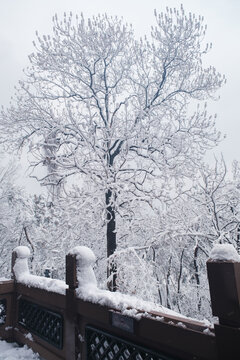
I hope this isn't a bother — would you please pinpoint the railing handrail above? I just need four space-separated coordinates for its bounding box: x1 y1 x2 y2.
0 244 239 359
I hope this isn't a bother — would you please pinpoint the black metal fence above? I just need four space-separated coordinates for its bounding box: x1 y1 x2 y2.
0 298 6 325
85 326 177 360
18 298 63 349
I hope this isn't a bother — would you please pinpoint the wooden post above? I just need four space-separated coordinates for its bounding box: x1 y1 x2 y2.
11 251 17 280
10 250 18 342
65 254 78 360
207 260 240 359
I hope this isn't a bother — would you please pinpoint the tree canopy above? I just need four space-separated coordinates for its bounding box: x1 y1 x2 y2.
0 6 225 287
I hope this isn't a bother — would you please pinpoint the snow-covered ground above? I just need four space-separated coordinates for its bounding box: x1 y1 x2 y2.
0 340 41 360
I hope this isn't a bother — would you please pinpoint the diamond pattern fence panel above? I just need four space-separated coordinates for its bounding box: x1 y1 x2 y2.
0 299 6 325
18 298 63 349
85 326 179 360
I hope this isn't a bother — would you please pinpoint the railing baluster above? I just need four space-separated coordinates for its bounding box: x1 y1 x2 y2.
207 248 240 360
65 253 78 360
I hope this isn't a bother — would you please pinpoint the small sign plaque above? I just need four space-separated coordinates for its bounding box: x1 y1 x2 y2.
111 312 134 333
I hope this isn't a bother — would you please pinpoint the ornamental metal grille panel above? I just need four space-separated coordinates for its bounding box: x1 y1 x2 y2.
85 326 178 360
18 298 63 349
0 299 6 325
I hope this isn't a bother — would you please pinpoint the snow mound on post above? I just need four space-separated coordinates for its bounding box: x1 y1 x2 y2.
69 246 97 289
13 246 31 277
68 246 96 265
13 246 31 259
209 244 240 262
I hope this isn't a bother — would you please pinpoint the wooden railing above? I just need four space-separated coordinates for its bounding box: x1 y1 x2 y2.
0 245 239 360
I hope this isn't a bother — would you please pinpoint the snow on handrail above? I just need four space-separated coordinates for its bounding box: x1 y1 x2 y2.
12 246 68 295
67 246 213 333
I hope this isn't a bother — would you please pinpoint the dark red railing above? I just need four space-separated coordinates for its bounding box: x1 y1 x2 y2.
0 246 239 360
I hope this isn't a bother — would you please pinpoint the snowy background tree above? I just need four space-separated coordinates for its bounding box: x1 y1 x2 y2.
0 160 35 276
0 6 230 319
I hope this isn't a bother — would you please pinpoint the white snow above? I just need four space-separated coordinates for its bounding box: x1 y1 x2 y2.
13 246 68 294
67 246 211 327
11 245 212 330
14 246 31 259
70 246 97 289
0 340 40 360
14 273 68 295
209 244 240 262
76 283 192 320
177 321 187 329
24 332 33 341
68 246 96 264
203 328 215 336
73 247 197 323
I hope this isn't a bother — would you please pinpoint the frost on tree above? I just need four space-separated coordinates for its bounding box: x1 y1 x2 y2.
0 161 34 277
0 6 225 288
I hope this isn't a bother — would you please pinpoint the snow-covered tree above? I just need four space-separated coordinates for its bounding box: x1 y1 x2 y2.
0 161 34 276
28 190 106 281
140 157 240 319
0 6 225 286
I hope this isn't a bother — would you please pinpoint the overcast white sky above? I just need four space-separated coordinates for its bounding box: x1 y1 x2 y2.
0 0 239 181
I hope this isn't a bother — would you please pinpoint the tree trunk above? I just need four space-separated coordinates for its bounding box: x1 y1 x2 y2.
151 246 162 304
237 225 240 253
194 245 202 311
176 248 185 313
106 189 117 291
166 255 172 309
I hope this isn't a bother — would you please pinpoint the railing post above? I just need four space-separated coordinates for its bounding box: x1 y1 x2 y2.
207 247 240 360
65 246 97 359
10 248 20 342
65 253 78 360
11 251 17 281
10 247 32 342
